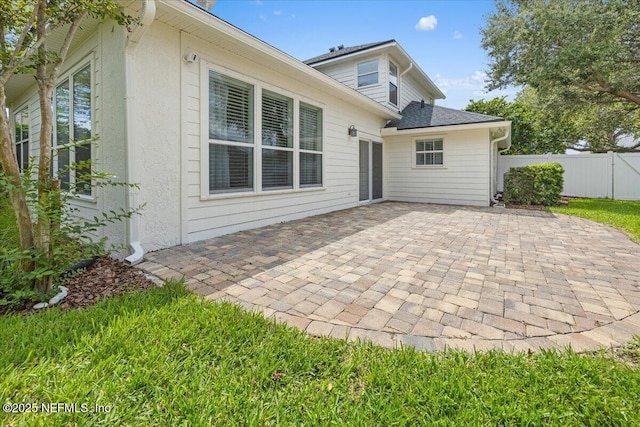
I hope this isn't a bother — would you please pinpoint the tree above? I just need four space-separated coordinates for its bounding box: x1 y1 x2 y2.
465 96 566 154
0 1 132 292
481 0 640 151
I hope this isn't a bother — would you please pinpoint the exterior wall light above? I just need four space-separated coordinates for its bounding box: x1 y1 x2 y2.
348 125 357 137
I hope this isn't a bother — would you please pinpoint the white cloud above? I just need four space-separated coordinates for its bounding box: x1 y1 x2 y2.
435 71 487 90
274 10 281 16
252 0 263 5
415 15 437 32
453 31 463 39
259 14 267 21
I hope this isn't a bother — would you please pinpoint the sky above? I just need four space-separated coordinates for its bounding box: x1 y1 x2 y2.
202 0 519 110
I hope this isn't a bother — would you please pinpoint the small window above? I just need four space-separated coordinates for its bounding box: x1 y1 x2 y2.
357 60 379 87
416 138 444 166
389 62 398 105
299 102 323 187
14 107 29 172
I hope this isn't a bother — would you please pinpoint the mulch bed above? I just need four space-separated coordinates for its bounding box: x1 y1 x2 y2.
0 256 157 316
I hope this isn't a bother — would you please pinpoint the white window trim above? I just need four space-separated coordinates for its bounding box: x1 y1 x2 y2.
356 59 380 88
13 104 30 173
200 60 326 201
388 60 398 107
52 55 96 202
413 136 446 168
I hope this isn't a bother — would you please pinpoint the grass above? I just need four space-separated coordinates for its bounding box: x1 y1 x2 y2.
1 282 639 426
550 198 640 242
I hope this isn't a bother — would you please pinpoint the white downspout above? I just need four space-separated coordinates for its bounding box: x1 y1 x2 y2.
490 129 510 205
124 0 156 265
400 62 413 77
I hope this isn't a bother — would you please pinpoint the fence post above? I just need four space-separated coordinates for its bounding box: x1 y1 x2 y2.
608 151 614 199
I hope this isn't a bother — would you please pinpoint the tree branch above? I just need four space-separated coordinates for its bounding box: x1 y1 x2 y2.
12 3 39 62
51 11 88 77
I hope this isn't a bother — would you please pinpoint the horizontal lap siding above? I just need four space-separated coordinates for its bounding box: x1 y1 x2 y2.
385 129 491 206
181 33 386 243
400 74 432 111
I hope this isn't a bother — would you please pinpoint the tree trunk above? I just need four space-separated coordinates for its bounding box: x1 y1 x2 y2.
34 72 55 292
0 87 34 273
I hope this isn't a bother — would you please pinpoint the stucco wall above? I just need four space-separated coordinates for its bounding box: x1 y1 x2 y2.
129 21 182 251
384 129 491 206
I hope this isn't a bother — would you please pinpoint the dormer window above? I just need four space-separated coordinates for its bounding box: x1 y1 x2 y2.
389 62 398 105
357 59 379 87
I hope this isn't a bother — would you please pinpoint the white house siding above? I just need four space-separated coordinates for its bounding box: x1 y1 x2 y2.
314 55 388 108
177 32 388 244
129 21 183 251
8 28 125 243
400 74 433 111
384 129 491 206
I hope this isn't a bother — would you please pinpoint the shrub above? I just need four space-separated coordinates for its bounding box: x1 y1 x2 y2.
503 162 564 206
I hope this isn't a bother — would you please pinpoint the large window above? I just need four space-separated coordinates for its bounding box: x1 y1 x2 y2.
415 138 444 166
206 67 324 196
262 89 293 189
54 64 92 195
357 60 379 87
389 62 398 106
299 102 323 187
14 107 29 172
208 70 254 193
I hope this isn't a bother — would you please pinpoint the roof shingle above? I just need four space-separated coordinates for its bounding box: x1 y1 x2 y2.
385 101 503 130
303 40 395 65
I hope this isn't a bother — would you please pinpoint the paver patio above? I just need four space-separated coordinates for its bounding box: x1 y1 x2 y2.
139 202 640 352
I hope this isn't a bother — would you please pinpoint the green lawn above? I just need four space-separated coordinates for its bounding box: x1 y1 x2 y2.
550 198 640 242
1 282 639 426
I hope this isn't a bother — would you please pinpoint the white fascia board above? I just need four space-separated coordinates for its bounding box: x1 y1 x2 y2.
158 0 400 120
381 120 512 137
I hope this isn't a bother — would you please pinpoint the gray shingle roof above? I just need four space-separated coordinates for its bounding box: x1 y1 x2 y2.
385 101 504 130
304 40 395 65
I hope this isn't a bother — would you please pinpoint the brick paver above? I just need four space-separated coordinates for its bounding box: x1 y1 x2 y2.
139 202 640 352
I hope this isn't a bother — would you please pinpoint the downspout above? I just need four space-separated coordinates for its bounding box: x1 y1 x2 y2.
400 62 413 77
124 0 156 265
490 129 510 205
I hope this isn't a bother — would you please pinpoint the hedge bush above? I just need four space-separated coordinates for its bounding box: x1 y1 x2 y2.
503 162 564 206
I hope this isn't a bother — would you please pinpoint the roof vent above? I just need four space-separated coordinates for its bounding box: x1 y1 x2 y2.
421 99 425 109
337 44 344 50
329 47 336 52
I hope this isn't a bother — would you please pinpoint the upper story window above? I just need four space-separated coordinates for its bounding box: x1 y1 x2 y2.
54 63 92 196
14 107 29 172
357 59 379 87
389 62 398 106
415 138 444 166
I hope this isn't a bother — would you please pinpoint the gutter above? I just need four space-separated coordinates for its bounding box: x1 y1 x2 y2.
124 0 156 265
490 128 511 205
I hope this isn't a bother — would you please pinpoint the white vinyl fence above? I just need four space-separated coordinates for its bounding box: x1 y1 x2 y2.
497 152 640 200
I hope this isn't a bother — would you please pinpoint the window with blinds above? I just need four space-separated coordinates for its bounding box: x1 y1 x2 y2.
299 102 322 187
205 67 324 195
209 70 255 193
262 90 293 190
